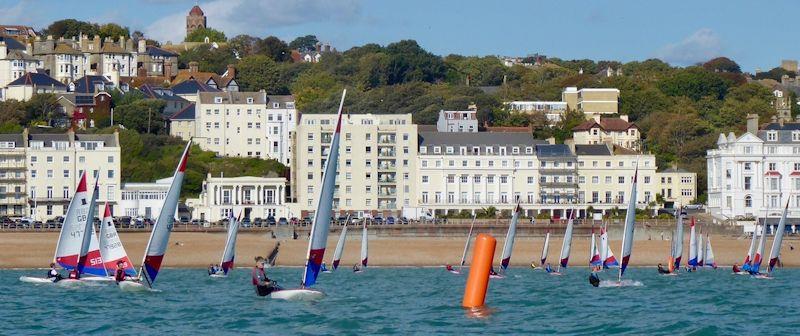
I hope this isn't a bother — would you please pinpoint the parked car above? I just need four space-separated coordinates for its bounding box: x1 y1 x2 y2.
398 217 409 225
373 216 385 225
337 216 348 225
253 217 264 227
241 218 252 228
684 204 704 210
180 216 190 224
302 217 312 225
33 221 43 229
266 216 277 226
386 216 396 225
278 217 288 226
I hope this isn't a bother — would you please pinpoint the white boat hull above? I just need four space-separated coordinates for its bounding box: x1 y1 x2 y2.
19 276 55 284
209 273 227 278
118 280 154 292
269 288 325 301
82 276 114 282
489 274 504 279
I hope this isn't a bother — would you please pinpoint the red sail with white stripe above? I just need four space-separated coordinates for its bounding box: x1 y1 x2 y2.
558 209 575 271
219 212 240 274
139 140 191 287
54 172 103 274
302 89 347 288
768 199 790 274
99 202 136 276
76 179 103 277
618 165 638 280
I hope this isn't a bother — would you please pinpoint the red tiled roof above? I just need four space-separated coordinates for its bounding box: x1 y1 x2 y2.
573 118 638 132
189 5 204 16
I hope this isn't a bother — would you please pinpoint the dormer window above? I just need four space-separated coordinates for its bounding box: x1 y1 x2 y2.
792 131 800 142
433 146 441 154
273 102 280 108
420 147 427 154
246 97 254 104
214 97 223 103
767 131 777 141
512 147 520 154
446 146 454 154
525 146 533 154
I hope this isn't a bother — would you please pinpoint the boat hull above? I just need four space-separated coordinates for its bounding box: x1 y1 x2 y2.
19 276 54 284
118 280 153 292
269 288 325 301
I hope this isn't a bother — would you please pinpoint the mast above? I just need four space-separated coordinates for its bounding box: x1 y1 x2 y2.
672 207 684 270
557 209 575 272
618 163 638 282
458 214 477 272
540 230 550 266
360 219 368 268
330 215 350 271
76 178 99 277
500 204 521 271
301 89 346 288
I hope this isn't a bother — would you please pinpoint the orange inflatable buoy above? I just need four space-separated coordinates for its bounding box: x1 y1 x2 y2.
462 233 496 308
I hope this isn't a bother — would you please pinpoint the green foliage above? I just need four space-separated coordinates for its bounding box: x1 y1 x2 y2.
444 55 508 86
228 34 260 57
114 100 167 134
185 27 227 43
0 122 23 133
703 57 741 73
256 36 290 62
178 45 237 74
658 67 731 101
289 35 319 53
98 23 129 39
236 55 281 92
476 206 498 219
42 19 98 38
535 212 551 219
755 67 796 81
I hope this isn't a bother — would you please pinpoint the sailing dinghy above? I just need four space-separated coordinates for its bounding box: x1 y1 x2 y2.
758 199 790 279
118 141 191 292
739 224 759 274
697 229 705 268
589 226 601 268
666 208 684 275
326 218 349 273
20 173 108 284
704 234 717 269
98 202 135 279
449 215 476 275
536 229 551 270
601 165 642 287
552 209 576 276
354 220 367 273
750 218 768 275
269 90 346 301
211 212 240 278
600 224 618 269
496 204 521 277
686 218 698 271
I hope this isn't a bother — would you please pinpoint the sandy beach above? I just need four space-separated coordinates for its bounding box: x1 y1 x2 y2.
2 231 799 269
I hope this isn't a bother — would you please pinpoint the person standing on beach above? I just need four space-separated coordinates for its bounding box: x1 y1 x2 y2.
252 256 274 296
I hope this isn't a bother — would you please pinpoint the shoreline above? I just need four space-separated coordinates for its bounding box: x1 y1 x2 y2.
3 232 799 268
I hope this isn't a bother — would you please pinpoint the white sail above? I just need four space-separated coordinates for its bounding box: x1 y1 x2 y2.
600 224 618 268
618 165 638 280
688 218 697 267
54 172 92 269
744 225 757 266
360 221 368 268
540 232 551 265
697 232 704 267
301 89 346 288
767 200 790 274
330 222 348 271
672 209 684 267
558 209 575 271
458 215 477 270
99 202 135 276
589 231 601 266
219 212 240 275
138 140 191 287
704 234 717 268
500 204 521 270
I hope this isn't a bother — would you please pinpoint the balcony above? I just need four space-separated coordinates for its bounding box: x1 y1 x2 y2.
378 202 397 210
378 135 396 144
538 167 576 174
378 149 396 158
378 178 397 184
539 181 578 188
0 177 25 183
29 197 70 204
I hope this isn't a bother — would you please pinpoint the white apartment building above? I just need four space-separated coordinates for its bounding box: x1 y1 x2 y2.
707 114 800 220
575 144 659 211
293 113 418 218
185 173 288 222
119 177 172 219
504 101 567 124
416 131 546 217
572 115 641 151
0 132 27 217
171 91 297 165
26 131 121 221
0 40 41 91
437 105 478 132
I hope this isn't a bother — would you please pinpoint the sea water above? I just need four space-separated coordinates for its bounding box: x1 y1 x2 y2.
2 267 798 335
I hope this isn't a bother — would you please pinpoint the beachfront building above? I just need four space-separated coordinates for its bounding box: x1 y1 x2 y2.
504 101 567 124
170 91 297 165
436 104 478 132
415 131 546 217
185 173 288 222
25 130 121 221
658 167 696 209
536 144 579 217
0 132 28 217
574 144 659 211
562 87 619 118
292 113 418 218
707 114 800 220
0 39 40 90
1 72 67 102
119 177 171 219
572 115 641 151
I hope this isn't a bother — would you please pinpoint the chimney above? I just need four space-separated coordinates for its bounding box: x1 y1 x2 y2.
0 42 7 59
225 64 236 78
619 114 629 122
592 114 601 123
189 61 198 73
164 61 173 77
546 137 556 145
746 114 759 134
771 115 778 123
324 44 331 52
109 67 120 88
137 39 146 53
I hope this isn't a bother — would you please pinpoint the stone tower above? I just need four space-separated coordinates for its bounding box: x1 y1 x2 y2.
186 5 207 37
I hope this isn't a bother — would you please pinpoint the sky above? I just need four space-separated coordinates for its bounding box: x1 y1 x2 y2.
0 0 796 72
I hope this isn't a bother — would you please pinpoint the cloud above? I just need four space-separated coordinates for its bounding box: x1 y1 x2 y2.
0 0 36 26
654 28 722 66
145 0 361 43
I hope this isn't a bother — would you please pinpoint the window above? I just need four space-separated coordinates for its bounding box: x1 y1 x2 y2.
527 176 534 184
592 176 599 183
474 175 481 183
618 176 625 184
744 162 751 171
767 131 777 141
745 195 752 207
769 163 777 171
644 176 650 184
422 176 429 183
744 177 751 190
447 175 455 183
108 156 114 163
108 170 114 178
460 175 468 183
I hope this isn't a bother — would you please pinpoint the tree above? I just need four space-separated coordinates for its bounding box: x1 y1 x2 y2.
236 55 281 92
229 34 261 57
185 27 227 43
703 57 741 73
658 66 731 101
256 36 290 62
289 35 319 52
42 19 98 38
25 94 60 125
98 23 129 39
0 99 27 125
178 46 237 74
384 40 447 84
755 67 797 81
114 100 167 134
